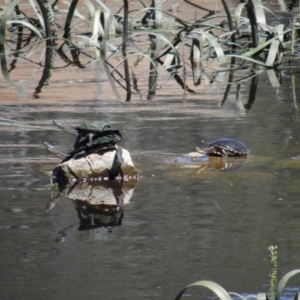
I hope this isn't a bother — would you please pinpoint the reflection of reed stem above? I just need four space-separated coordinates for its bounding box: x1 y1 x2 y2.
290 7 298 62
154 0 162 29
181 33 186 101
122 0 131 101
291 69 298 117
34 0 57 98
147 36 159 100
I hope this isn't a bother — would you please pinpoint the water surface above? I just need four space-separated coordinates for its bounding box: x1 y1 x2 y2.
0 1 300 299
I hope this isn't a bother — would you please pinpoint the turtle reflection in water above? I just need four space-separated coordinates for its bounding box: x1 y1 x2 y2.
195 157 248 173
196 138 250 157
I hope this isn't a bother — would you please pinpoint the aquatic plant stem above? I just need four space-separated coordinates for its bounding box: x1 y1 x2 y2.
221 0 235 48
268 245 278 300
63 0 79 40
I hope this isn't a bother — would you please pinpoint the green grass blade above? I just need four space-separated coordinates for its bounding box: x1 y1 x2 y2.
226 54 269 67
241 28 291 58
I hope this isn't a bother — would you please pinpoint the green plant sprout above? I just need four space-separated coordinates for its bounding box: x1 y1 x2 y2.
268 245 278 300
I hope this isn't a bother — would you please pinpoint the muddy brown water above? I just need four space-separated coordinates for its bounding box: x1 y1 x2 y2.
1 1 300 300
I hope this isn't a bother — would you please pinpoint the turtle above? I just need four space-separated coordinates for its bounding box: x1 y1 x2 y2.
195 138 250 157
62 134 123 163
44 142 66 160
53 120 122 148
45 134 123 162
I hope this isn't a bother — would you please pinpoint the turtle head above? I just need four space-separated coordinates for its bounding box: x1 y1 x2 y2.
195 147 207 154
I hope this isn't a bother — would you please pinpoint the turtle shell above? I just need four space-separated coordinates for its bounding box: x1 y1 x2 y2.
77 121 120 135
209 138 250 156
62 134 120 163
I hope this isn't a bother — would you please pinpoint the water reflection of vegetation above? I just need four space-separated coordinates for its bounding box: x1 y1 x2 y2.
0 0 299 103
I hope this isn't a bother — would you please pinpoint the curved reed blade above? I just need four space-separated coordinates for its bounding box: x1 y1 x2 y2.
241 28 290 60
0 0 25 97
83 0 96 17
235 2 259 48
6 20 43 38
266 69 280 88
93 0 110 13
100 1 119 58
183 0 217 14
111 52 159 87
190 38 201 86
186 28 227 92
252 0 269 46
111 31 180 64
91 9 102 41
154 0 162 29
0 0 20 53
129 7 190 28
252 0 266 26
228 292 248 300
188 29 227 69
276 269 300 300
235 84 246 111
102 60 122 101
257 293 268 300
221 0 235 47
234 3 246 35
274 24 284 44
28 0 45 31
265 40 279 67
174 280 232 300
